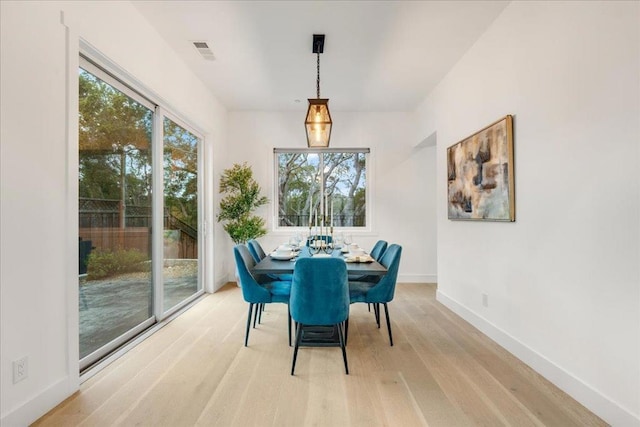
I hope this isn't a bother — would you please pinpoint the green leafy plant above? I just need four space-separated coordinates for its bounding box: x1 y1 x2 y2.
87 248 149 280
217 162 269 244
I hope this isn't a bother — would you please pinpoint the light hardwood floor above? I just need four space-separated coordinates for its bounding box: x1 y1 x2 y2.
34 283 606 427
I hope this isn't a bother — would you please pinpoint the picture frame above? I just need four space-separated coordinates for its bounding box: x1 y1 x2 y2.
447 115 515 221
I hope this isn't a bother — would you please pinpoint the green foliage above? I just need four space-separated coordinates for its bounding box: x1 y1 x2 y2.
87 248 149 280
277 152 367 226
217 163 269 244
79 70 199 230
222 216 267 245
163 118 199 228
79 69 153 202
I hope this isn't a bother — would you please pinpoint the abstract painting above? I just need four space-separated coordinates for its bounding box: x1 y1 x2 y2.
447 115 515 221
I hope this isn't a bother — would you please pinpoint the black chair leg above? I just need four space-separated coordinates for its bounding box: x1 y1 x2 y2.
288 305 292 347
337 322 349 375
244 303 254 346
291 323 302 375
258 303 263 324
344 318 349 346
374 303 380 328
368 303 371 312
383 303 393 346
253 303 260 328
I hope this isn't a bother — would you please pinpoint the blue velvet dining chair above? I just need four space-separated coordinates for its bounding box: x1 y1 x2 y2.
370 240 388 262
247 239 293 282
348 244 402 346
290 257 350 375
358 240 388 310
234 244 292 347
247 239 266 263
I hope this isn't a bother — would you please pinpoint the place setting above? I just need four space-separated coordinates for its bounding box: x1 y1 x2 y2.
269 234 303 260
269 246 298 260
335 234 372 262
343 243 375 263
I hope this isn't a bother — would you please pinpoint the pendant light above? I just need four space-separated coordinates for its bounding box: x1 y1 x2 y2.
305 34 332 148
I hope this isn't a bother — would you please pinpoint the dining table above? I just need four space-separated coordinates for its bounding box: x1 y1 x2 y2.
251 245 388 276
251 245 387 347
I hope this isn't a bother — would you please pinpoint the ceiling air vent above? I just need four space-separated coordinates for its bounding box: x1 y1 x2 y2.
192 41 215 61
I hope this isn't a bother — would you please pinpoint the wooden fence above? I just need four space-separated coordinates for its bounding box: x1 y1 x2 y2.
79 198 197 264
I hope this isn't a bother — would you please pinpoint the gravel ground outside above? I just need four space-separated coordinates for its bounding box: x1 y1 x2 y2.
79 260 198 359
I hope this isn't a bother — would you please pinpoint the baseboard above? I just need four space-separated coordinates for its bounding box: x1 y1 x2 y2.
436 290 640 427
212 275 231 292
398 274 437 283
1 375 78 427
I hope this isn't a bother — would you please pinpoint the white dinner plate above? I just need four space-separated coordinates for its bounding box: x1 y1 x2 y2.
270 252 296 260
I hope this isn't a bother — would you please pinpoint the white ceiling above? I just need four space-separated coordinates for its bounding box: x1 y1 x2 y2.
132 1 509 112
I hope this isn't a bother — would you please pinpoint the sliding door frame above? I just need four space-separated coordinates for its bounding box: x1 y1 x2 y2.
78 44 205 371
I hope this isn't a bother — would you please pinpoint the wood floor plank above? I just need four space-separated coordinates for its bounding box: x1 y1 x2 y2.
342 320 390 427
33 283 606 427
33 290 237 426
404 285 605 427
351 308 473 426
397 301 542 427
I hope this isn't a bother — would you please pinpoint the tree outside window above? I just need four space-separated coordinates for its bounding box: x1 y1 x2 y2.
276 150 367 228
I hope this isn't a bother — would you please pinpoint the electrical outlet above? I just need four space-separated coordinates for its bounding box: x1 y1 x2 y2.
13 357 28 384
482 293 489 308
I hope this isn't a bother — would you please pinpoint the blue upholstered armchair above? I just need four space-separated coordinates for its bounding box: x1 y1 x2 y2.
290 257 350 375
234 244 292 346
348 244 402 346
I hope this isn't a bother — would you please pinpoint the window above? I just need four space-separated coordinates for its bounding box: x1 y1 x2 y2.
275 148 369 228
162 116 200 311
78 55 203 370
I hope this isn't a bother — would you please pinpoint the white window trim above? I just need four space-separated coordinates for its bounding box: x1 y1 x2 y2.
272 148 373 234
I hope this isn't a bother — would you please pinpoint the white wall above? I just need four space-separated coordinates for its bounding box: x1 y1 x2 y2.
415 1 639 425
0 1 227 425
223 111 437 283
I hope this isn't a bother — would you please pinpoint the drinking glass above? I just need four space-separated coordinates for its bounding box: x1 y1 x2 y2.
289 234 299 250
334 232 344 249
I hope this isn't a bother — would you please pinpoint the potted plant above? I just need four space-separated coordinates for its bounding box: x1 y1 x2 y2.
217 162 269 244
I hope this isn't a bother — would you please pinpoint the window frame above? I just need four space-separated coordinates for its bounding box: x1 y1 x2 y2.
78 50 206 371
273 147 372 233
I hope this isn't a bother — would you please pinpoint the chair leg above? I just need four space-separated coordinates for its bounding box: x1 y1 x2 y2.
344 318 349 347
288 305 292 347
291 323 303 375
253 303 259 328
368 303 371 312
374 303 380 328
383 303 393 346
244 303 254 347
258 303 263 324
337 322 349 375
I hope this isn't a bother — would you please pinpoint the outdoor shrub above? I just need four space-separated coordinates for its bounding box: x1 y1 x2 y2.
87 248 149 280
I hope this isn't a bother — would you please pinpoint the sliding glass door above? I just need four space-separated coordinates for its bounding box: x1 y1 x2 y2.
78 56 202 370
162 117 200 311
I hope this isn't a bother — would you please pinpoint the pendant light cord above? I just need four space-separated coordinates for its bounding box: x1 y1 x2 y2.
316 52 321 99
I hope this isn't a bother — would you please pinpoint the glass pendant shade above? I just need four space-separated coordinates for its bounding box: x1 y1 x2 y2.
305 98 332 148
